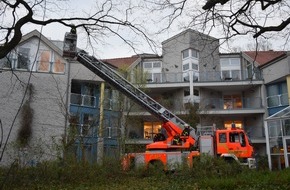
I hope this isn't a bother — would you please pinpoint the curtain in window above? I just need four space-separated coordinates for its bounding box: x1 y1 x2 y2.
38 51 50 72
53 54 65 73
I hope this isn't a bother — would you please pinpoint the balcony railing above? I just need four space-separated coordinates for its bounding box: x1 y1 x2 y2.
70 93 120 110
69 123 119 138
70 93 96 107
140 70 262 84
200 97 263 110
267 93 289 108
125 96 263 113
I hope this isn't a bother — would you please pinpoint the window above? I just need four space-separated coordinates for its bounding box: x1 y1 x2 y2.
229 132 246 146
82 113 94 136
144 122 162 139
183 63 189 71
38 50 51 72
223 95 242 109
53 54 65 73
143 61 162 82
184 88 190 96
224 120 242 129
153 62 161 68
229 132 240 143
192 63 198 70
267 82 288 108
17 47 30 70
246 60 253 79
182 49 190 59
191 49 199 58
144 62 152 69
220 58 241 80
182 49 199 59
184 89 199 97
219 133 227 143
143 61 161 69
194 89 199 96
69 113 80 135
0 52 14 68
37 51 65 73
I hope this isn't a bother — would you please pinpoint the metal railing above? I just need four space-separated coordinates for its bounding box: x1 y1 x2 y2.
70 93 120 110
125 96 263 113
200 97 263 110
69 123 120 138
267 93 289 108
70 93 96 107
136 70 263 84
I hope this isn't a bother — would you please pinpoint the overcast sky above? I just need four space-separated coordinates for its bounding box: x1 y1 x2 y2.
19 0 290 59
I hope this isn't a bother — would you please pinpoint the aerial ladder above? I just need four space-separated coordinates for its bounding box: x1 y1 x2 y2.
76 53 196 151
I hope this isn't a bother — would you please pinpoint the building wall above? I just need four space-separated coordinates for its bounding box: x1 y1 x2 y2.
0 68 68 165
162 29 220 79
262 57 289 84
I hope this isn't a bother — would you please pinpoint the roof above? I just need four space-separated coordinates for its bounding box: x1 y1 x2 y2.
266 106 290 120
20 30 63 56
243 51 286 66
102 56 139 69
162 28 218 45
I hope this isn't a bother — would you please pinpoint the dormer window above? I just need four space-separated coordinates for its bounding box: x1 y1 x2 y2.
182 49 199 59
143 61 162 83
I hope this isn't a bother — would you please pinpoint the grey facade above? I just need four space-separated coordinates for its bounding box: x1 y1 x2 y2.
1 29 289 168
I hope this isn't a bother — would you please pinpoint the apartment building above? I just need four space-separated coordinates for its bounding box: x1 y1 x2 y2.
108 29 267 156
1 29 289 168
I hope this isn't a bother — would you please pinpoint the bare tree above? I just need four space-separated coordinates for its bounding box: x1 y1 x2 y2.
0 0 156 59
146 0 290 48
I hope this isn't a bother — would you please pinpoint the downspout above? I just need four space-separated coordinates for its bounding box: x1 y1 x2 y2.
99 82 105 137
61 57 71 163
97 82 105 164
64 59 71 151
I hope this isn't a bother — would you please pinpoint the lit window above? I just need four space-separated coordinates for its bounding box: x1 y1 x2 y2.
223 95 242 109
224 120 242 129
144 122 162 139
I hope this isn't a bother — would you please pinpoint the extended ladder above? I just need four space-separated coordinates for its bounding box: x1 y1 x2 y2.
76 53 189 129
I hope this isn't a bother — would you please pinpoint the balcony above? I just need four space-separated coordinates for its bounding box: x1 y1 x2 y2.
124 96 263 115
69 123 120 138
200 97 263 110
70 93 96 107
141 70 262 84
70 93 120 110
